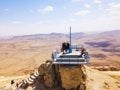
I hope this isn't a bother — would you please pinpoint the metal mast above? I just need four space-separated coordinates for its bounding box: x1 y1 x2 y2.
69 26 72 53
70 26 71 47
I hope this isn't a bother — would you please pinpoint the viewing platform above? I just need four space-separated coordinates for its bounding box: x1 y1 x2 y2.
52 48 90 65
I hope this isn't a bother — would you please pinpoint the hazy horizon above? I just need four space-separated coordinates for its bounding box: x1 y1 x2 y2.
0 29 119 37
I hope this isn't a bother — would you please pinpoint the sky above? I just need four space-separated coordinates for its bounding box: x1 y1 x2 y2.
0 0 120 36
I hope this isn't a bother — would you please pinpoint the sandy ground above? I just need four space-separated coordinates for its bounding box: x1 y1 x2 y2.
86 67 120 90
101 71 120 76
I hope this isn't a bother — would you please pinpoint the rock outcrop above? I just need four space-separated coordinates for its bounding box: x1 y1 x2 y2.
59 65 86 90
33 61 87 90
30 61 120 90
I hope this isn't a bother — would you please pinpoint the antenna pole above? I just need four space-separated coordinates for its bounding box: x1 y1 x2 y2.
70 26 71 46
69 26 72 53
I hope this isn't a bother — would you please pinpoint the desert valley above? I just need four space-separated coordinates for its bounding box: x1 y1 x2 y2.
0 30 120 90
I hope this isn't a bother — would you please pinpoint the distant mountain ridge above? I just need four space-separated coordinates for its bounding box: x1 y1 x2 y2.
100 30 120 35
11 32 86 40
0 30 120 40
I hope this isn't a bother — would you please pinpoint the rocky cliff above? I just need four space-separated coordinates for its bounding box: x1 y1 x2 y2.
32 61 87 90
28 61 120 90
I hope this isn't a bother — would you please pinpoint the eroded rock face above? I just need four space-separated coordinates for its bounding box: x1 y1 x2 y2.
35 62 87 90
59 65 86 90
38 63 56 88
